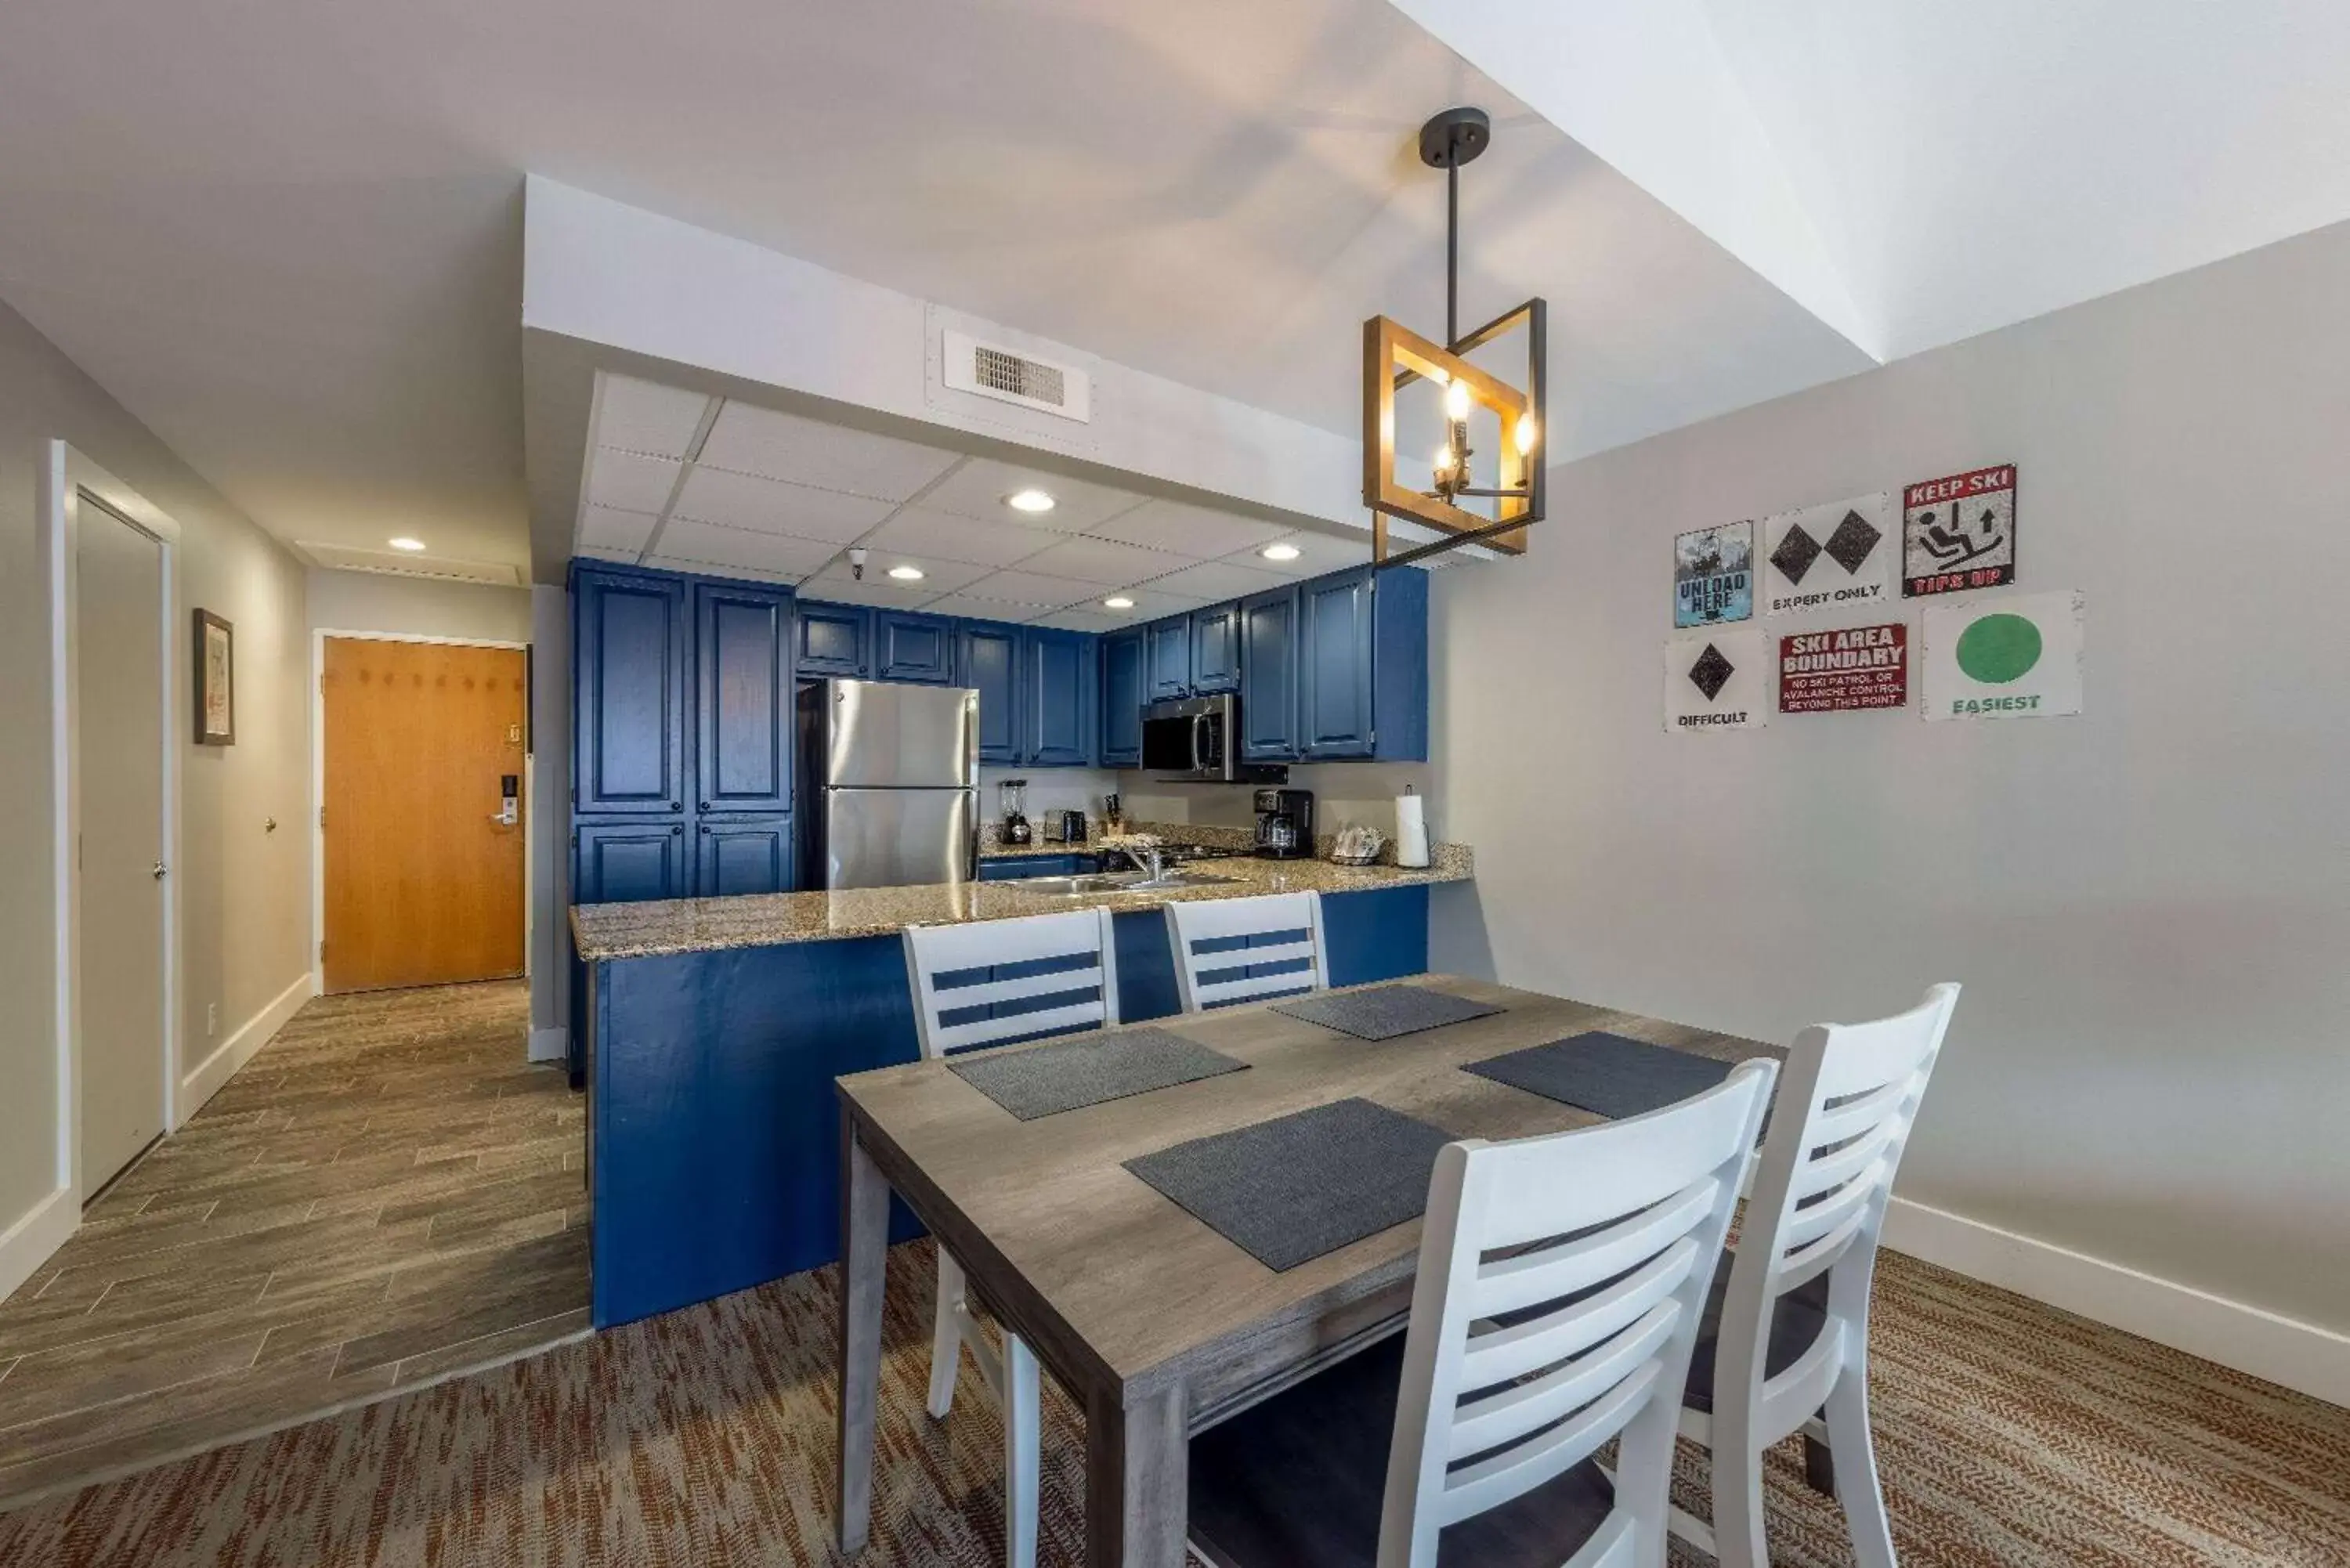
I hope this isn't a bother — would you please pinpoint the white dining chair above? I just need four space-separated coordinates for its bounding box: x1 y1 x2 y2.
902 907 1122 1568
1164 891 1327 1013
1186 1058 1780 1568
1672 983 1960 1568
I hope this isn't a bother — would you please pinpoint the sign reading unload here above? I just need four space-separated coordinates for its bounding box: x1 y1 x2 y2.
1674 520 1753 628
1665 628 1768 733
1922 591 2084 721
1903 464 2017 597
1762 494 1894 615
1778 623 1907 714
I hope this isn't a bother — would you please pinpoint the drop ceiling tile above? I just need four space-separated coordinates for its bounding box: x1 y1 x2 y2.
862 505 1063 568
1225 531 1368 579
1034 609 1130 634
1141 559 1292 602
808 556 993 595
922 594 1049 624
918 458 1151 533
576 545 643 565
697 402 962 501
653 518 839 578
671 466 897 543
955 569 1101 609
593 376 711 459
793 576 939 612
1016 535 1191 587
642 554 801 587
1094 587 1209 620
587 449 683 514
577 505 658 556
1088 499 1291 558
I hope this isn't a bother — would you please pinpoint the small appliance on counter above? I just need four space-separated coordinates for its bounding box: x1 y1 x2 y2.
998 778 1032 847
1253 787 1315 859
1101 792 1123 836
1043 809 1088 844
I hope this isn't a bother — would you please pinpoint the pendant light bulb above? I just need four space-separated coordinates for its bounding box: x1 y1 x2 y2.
1514 410 1538 456
1444 376 1473 423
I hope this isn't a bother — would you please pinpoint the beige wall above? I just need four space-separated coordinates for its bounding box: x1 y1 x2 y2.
1425 219 2350 1336
0 297 310 1270
307 566 532 645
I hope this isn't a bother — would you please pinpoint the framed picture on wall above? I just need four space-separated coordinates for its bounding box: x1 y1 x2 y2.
193 609 235 745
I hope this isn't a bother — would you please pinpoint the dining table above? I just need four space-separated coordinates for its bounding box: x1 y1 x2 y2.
832 973 1779 1567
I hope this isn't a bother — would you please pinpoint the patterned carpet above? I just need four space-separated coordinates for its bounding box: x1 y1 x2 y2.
0 1237 2342 1567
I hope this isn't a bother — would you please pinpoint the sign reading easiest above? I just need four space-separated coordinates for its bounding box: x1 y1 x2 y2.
1922 591 2084 721
1903 464 2017 597
1674 521 1753 628
1664 628 1768 733
1778 623 1908 714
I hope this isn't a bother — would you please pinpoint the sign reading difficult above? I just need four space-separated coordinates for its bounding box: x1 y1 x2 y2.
1922 591 2084 721
1674 521 1753 628
1778 623 1908 714
1902 464 2018 597
1762 494 1894 615
1664 628 1768 733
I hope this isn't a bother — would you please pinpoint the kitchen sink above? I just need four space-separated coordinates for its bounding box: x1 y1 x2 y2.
1018 869 1237 897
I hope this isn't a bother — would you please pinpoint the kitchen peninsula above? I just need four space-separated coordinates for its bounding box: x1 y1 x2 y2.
571 837 1472 1327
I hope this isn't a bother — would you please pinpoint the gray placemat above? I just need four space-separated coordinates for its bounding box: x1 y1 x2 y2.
1123 1098 1452 1271
1465 1031 1734 1120
1270 985 1504 1041
948 1027 1247 1121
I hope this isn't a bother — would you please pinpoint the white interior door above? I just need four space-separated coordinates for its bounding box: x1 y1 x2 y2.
76 499 168 1192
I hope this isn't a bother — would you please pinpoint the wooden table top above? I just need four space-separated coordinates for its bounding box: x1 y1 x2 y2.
835 974 1779 1411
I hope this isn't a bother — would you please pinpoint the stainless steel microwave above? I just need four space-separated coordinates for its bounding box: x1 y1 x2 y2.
1140 694 1286 782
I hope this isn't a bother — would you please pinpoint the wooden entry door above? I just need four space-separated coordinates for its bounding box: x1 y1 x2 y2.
322 638 526 992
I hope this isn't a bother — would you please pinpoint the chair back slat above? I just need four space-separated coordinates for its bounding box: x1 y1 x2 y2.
1165 892 1327 1013
1375 1061 1777 1568
902 908 1121 1060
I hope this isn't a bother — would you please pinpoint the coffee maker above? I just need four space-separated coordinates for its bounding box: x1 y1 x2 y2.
1253 787 1314 860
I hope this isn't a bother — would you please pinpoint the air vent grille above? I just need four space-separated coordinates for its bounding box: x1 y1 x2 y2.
942 328 1091 423
974 345 1065 408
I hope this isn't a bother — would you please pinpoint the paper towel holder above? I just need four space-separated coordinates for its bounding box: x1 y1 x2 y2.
1394 785 1432 869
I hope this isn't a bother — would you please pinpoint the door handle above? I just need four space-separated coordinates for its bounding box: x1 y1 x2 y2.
151 862 168 880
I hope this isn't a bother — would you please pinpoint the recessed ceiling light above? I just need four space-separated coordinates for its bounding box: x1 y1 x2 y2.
1260 542 1301 562
387 537 427 552
887 564 926 581
1103 595 1135 610
1005 488 1057 515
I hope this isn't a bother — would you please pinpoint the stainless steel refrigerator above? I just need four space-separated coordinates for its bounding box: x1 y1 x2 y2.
796 678 979 891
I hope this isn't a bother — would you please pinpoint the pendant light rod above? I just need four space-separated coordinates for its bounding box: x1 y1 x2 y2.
1419 106 1490 348
1447 159 1459 346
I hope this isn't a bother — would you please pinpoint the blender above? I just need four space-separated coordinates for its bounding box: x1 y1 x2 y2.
998 778 1032 847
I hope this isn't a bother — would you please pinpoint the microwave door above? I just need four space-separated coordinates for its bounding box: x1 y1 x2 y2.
1141 715 1196 773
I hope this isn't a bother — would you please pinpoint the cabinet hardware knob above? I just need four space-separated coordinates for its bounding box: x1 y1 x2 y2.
698 801 710 812
671 825 682 835
670 801 682 811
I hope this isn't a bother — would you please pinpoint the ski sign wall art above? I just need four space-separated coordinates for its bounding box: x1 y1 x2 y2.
1762 493 1894 616
1664 627 1768 733
1922 591 2084 721
1778 622 1908 714
1902 464 2017 597
1674 520 1753 628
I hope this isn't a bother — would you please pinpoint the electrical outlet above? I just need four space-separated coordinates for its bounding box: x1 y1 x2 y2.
206 1002 218 1037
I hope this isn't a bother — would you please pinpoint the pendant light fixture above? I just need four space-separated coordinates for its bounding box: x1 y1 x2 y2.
1363 107 1547 569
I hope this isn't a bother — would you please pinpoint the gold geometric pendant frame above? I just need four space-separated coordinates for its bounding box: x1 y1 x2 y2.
1361 297 1546 565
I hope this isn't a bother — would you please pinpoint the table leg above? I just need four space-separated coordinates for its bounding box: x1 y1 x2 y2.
1085 1381 1187 1568
837 1111 890 1554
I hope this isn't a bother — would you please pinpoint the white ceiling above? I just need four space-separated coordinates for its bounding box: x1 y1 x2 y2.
579 375 1364 625
1390 0 2350 361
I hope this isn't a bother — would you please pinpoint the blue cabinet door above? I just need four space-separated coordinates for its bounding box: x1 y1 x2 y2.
696 815 795 896
875 611 956 684
574 566 689 815
1239 585 1300 761
1022 627 1096 767
694 581 792 815
574 820 691 904
1099 627 1145 766
1146 616 1191 701
1299 568 1378 759
960 623 1021 764
977 854 1092 881
796 602 870 677
1190 602 1242 693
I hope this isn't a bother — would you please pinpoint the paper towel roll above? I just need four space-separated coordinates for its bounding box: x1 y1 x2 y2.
1394 791 1430 869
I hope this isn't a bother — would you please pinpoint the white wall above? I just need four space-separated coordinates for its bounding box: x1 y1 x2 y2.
1426 219 2350 1378
307 566 532 644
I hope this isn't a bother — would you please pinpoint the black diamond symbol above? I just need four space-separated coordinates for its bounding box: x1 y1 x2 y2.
1770 524 1822 584
1687 643 1734 702
1824 509 1882 575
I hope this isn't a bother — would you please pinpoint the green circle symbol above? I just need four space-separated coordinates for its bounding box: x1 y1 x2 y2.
1955 612 2041 684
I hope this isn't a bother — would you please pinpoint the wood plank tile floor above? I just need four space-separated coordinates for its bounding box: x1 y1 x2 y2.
0 981 588 1509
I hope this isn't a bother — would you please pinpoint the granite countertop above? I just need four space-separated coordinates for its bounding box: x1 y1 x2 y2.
570 845 1473 962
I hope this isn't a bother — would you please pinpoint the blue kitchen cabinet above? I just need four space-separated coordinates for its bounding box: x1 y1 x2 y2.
1021 627 1097 767
574 820 692 904
1299 565 1427 761
796 602 870 677
693 580 792 815
574 565 689 815
1238 585 1300 761
1190 602 1241 693
978 854 1095 882
875 611 957 684
696 815 794 896
960 622 1022 764
1099 627 1145 766
1146 616 1191 701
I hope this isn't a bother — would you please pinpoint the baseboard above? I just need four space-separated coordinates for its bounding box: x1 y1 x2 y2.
1883 1195 2350 1408
178 971 316 1122
527 1025 569 1064
0 1187 76 1306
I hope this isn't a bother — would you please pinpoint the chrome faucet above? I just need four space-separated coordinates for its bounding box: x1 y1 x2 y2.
1143 846 1166 883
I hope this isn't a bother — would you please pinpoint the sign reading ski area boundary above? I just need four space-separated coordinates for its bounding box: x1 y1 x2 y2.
1779 623 1907 714
1903 464 2017 597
